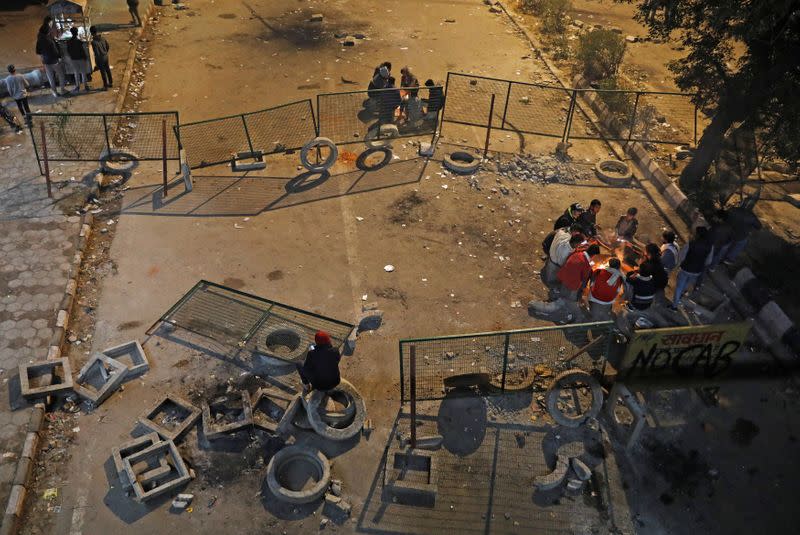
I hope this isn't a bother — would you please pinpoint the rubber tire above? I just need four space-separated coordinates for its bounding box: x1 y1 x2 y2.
545 369 603 428
258 325 309 363
100 149 139 175
305 379 366 441
444 151 480 174
266 445 331 504
300 137 338 172
319 390 358 427
594 160 633 187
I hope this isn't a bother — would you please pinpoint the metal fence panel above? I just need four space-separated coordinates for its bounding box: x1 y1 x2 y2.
244 99 317 156
317 87 440 145
28 111 181 163
503 82 573 138
399 322 613 402
442 73 510 128
178 115 251 169
630 92 696 145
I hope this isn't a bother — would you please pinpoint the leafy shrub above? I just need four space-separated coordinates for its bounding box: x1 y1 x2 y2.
576 29 626 80
519 0 572 34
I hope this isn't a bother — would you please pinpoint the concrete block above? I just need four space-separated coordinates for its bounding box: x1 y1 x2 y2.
123 440 192 502
138 395 201 442
19 359 73 399
111 432 162 489
384 449 438 506
419 142 435 157
323 493 352 518
414 435 444 450
21 433 38 460
275 395 304 438
27 405 45 435
73 353 129 405
310 13 323 22
570 458 592 481
758 301 794 341
201 391 254 440
12 457 33 487
102 340 150 378
251 388 293 433
4 485 25 517
231 150 266 172
0 515 19 535
662 182 688 212
138 457 172 486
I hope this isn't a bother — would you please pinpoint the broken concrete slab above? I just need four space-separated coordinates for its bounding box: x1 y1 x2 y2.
323 493 352 518
275 394 304 437
571 457 592 481
251 388 293 433
19 359 74 399
231 150 266 172
384 449 438 506
419 142 435 157
102 340 150 378
111 432 162 490
137 395 201 442
534 456 568 491
413 435 444 450
201 391 254 440
73 353 129 405
122 440 192 502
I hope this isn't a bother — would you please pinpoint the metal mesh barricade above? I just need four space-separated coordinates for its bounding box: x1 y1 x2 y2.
399 322 613 402
178 100 316 169
317 87 440 146
503 82 574 138
28 112 180 164
630 92 696 145
150 281 354 362
442 73 510 128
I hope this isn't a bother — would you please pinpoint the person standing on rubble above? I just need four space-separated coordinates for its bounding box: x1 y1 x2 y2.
297 331 342 393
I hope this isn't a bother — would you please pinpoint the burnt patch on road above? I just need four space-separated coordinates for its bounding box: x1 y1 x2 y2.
642 437 710 501
729 418 760 447
388 191 426 225
242 3 369 49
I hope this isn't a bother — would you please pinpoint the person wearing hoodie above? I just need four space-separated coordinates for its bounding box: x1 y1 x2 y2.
35 18 65 97
553 202 584 230
296 331 342 393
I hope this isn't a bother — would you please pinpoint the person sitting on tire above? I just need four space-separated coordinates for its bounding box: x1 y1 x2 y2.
297 331 341 393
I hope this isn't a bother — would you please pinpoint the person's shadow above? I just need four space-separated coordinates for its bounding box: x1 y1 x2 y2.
436 390 487 456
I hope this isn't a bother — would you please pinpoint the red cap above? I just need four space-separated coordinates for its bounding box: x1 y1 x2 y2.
315 331 332 346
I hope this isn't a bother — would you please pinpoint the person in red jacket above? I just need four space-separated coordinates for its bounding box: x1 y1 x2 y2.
588 257 623 320
557 244 600 296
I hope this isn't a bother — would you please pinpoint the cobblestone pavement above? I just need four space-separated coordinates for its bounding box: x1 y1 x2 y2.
0 0 149 513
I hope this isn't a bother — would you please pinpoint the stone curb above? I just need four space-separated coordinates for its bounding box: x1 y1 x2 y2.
0 4 158 532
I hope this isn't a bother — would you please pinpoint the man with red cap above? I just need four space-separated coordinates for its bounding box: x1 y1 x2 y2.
297 331 342 392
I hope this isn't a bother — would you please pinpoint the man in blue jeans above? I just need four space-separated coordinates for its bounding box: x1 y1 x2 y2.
670 226 714 310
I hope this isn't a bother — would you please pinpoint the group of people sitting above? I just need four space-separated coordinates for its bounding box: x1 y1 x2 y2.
366 62 444 127
535 199 762 330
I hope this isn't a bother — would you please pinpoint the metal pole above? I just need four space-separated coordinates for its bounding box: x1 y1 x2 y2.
500 82 512 129
241 115 255 154
627 92 641 145
483 94 496 159
161 118 168 196
40 123 52 198
693 101 698 147
29 121 43 176
562 90 578 144
410 345 417 449
438 72 452 139
500 334 510 392
102 115 112 155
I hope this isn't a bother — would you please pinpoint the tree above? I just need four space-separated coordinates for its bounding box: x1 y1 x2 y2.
623 0 800 192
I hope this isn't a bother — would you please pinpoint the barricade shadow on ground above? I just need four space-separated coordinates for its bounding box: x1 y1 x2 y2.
119 157 430 217
356 392 628 535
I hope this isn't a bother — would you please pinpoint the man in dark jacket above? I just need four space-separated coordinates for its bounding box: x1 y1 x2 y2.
297 331 341 392
379 76 402 124
553 202 584 230
128 0 142 27
90 26 112 89
671 226 714 309
66 27 90 92
36 20 65 97
424 79 444 118
577 199 601 237
626 263 656 310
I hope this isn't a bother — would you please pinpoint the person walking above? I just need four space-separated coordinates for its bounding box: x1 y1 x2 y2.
0 100 23 134
66 27 91 92
90 26 112 89
128 0 142 27
4 66 31 122
296 331 342 393
670 226 714 310
36 19 65 97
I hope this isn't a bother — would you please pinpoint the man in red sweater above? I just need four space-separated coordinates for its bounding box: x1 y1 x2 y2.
555 244 601 319
588 257 623 320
